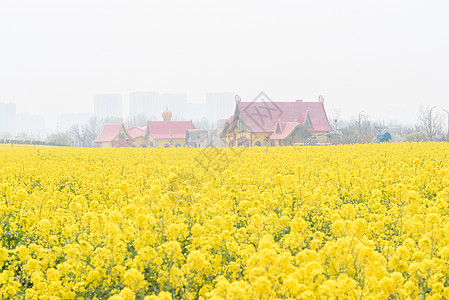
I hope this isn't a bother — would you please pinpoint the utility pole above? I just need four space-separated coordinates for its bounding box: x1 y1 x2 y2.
429 106 437 140
358 111 365 141
443 109 449 141
265 136 270 154
358 111 364 131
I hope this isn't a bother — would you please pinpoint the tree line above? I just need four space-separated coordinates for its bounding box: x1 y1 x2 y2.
330 106 449 144
4 106 445 147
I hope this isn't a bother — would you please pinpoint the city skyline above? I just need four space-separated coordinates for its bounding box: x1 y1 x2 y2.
1 88 448 137
0 91 237 135
1 1 448 130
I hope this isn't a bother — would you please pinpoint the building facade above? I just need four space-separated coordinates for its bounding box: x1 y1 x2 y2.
206 92 235 122
185 129 215 148
0 102 16 136
128 126 147 147
94 107 195 148
57 112 92 132
16 113 45 137
129 92 159 120
145 107 195 147
94 94 122 120
93 123 132 148
221 99 332 147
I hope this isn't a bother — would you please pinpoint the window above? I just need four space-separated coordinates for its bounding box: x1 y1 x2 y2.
276 124 282 134
305 114 312 128
255 141 262 147
238 120 243 132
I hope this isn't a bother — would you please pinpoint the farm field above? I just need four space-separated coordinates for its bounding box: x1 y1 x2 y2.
1 143 449 299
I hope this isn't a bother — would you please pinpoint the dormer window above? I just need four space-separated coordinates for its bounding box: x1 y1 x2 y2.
238 119 243 132
305 114 312 128
276 124 282 134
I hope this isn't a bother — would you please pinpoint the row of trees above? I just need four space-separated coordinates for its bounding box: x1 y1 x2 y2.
0 105 437 147
329 106 449 144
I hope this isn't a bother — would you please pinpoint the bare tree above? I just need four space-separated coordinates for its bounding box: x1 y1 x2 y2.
69 116 114 147
69 124 89 147
329 108 341 132
86 116 103 142
443 109 449 141
341 116 383 144
126 113 148 127
417 106 443 141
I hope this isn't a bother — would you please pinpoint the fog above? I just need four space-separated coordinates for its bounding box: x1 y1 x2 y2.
1 0 448 130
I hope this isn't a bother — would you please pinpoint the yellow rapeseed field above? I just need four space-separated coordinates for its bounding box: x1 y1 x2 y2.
1 143 449 299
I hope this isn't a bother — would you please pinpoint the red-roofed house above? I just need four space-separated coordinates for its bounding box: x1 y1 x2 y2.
145 107 195 147
221 98 332 147
128 126 147 147
93 123 133 148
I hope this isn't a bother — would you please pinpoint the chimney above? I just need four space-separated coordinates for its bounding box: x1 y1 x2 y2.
295 99 303 102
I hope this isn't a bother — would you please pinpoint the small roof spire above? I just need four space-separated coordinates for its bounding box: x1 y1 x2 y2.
162 106 172 121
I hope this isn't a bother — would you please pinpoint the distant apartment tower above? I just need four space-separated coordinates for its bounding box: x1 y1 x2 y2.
57 112 92 132
206 92 235 123
94 94 122 120
187 103 207 121
0 102 16 136
129 92 159 119
16 113 45 136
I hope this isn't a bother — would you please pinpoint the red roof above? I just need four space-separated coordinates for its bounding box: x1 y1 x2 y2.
232 101 332 133
94 124 131 143
146 121 195 139
127 126 147 139
270 122 301 140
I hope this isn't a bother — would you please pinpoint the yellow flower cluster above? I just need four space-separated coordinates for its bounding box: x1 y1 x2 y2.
1 143 449 299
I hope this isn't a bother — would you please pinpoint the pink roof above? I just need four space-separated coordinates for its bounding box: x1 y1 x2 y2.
233 101 332 133
94 124 131 143
127 126 147 139
146 121 195 139
270 122 301 140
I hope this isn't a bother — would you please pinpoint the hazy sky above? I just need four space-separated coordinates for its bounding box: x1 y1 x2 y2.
1 0 448 128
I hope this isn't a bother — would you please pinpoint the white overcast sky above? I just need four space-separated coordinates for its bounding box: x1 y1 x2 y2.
1 0 448 128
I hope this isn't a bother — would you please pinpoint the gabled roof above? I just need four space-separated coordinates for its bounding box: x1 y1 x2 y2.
146 121 195 139
94 123 131 143
303 112 312 128
220 116 234 138
377 131 391 140
186 129 210 143
231 101 332 133
270 122 301 140
128 126 147 139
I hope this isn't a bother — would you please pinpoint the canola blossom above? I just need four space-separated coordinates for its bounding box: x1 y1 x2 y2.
1 143 449 299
